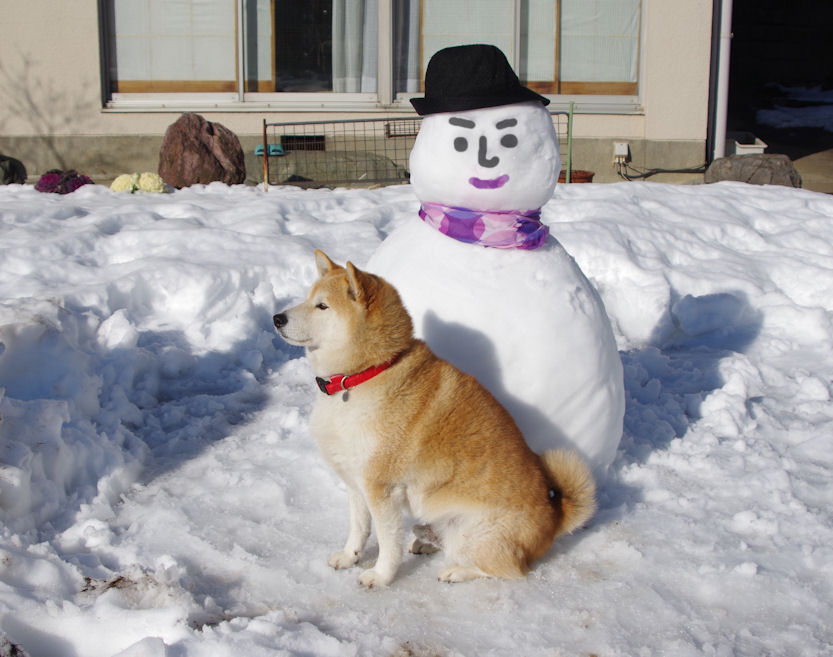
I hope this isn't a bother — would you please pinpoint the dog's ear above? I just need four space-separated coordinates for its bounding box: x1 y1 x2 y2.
314 250 339 277
345 262 372 303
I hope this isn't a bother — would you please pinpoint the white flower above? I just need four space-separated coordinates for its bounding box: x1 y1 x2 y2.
110 172 168 194
110 173 139 192
136 172 166 193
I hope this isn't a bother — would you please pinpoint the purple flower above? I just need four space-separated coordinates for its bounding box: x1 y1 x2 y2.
35 171 63 193
35 169 94 194
61 173 93 194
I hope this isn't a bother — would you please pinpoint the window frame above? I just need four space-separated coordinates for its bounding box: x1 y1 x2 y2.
99 0 643 114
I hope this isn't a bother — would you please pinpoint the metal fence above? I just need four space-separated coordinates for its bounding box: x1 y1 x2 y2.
261 108 573 190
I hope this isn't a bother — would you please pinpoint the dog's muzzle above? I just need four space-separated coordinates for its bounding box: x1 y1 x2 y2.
273 313 288 330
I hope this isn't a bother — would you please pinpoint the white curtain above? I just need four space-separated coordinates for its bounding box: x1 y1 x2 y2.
560 0 640 83
112 0 236 82
420 0 516 78
332 0 378 92
394 0 420 93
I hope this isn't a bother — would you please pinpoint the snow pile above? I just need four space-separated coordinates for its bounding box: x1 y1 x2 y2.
756 85 833 132
1 180 832 656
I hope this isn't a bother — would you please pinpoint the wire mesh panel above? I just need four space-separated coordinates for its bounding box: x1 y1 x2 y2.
262 112 572 189
262 117 420 188
552 110 570 166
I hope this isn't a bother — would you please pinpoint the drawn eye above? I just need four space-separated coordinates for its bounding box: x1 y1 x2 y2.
500 134 518 148
453 137 468 152
316 302 328 310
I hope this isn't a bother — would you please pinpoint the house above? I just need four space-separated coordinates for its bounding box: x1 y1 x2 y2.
0 0 724 184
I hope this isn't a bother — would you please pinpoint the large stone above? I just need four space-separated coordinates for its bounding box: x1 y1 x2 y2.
0 154 27 184
705 153 802 188
158 113 246 188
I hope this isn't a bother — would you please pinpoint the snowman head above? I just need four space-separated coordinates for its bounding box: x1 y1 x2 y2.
409 102 560 211
409 44 560 212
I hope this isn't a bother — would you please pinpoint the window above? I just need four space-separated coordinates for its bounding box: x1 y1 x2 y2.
105 0 238 93
101 0 640 109
557 0 640 95
420 0 640 96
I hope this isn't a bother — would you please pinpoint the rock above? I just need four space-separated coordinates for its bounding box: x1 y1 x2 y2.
158 113 246 188
705 153 802 188
0 154 27 184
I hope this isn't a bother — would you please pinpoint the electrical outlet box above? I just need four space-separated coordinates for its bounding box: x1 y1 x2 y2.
613 141 630 164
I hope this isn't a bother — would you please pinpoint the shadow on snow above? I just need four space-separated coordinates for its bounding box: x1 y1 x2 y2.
619 289 762 460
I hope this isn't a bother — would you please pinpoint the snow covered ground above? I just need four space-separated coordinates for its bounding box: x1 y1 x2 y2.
1 178 832 657
756 85 833 133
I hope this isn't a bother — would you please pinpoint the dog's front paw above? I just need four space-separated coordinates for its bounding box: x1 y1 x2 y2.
328 549 359 570
358 568 393 589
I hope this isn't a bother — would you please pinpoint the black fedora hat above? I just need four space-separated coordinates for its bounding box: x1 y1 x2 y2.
411 44 550 116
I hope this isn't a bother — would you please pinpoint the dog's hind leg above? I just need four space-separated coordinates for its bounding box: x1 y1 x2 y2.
437 515 528 582
410 524 441 555
328 487 371 570
437 565 492 582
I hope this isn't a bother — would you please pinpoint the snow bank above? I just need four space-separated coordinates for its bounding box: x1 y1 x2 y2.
1 180 832 656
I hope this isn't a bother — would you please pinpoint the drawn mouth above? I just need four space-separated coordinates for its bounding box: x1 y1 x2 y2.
469 174 509 190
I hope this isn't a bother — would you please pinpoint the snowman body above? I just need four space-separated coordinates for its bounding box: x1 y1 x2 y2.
367 102 624 473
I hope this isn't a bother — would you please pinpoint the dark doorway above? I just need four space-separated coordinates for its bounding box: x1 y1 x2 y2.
727 0 833 162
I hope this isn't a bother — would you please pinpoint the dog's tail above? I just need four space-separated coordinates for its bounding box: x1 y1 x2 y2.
541 449 597 537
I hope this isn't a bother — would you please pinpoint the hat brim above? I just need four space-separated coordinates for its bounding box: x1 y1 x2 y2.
410 87 550 116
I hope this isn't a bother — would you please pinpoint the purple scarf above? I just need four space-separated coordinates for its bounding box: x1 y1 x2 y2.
419 202 549 250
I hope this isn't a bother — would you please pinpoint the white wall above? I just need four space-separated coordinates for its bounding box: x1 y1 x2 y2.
0 0 713 145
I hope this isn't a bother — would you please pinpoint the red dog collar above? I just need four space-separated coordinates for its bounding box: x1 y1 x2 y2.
315 354 401 396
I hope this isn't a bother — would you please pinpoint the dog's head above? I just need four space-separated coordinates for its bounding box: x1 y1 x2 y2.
274 250 413 374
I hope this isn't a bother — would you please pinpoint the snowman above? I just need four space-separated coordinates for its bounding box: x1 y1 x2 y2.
367 45 624 475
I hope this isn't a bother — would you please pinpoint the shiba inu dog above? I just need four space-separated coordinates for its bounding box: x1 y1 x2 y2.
273 250 596 588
